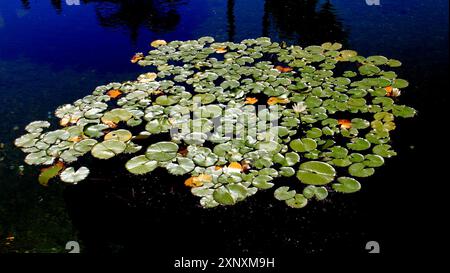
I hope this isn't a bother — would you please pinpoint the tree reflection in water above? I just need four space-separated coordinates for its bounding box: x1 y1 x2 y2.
263 0 347 46
84 0 185 41
36 0 346 45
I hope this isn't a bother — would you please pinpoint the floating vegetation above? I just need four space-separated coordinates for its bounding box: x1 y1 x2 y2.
15 37 416 208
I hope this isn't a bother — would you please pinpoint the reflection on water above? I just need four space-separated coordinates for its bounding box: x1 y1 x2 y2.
227 0 236 41
263 0 347 45
17 0 346 45
87 0 185 41
20 0 30 10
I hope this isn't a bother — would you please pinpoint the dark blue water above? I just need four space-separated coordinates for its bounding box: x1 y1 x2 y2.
0 0 448 258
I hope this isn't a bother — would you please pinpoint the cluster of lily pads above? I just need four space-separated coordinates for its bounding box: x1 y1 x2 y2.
15 37 415 209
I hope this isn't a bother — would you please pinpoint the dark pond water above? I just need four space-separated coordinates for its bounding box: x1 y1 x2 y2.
0 0 448 261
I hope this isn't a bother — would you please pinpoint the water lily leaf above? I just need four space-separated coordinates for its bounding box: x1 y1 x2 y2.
38 162 64 186
367 55 388 65
306 128 323 139
125 155 158 175
166 157 195 175
192 150 218 167
256 140 281 154
102 109 133 124
155 95 180 106
73 139 98 154
274 186 296 201
84 124 109 138
42 130 70 144
252 175 274 189
279 167 295 177
387 59 402 67
146 141 179 162
321 42 342 51
333 177 361 193
303 185 328 200
290 138 317 152
373 144 397 158
284 152 300 166
25 121 50 133
200 195 220 208
348 163 375 177
25 151 55 166
60 166 90 184
351 118 370 129
364 154 385 167
213 186 236 205
285 194 308 208
193 93 216 104
332 158 352 167
328 146 348 159
15 133 40 148
359 64 381 76
392 79 409 89
349 153 365 163
91 140 126 159
297 161 336 185
347 138 371 151
227 183 248 202
104 129 132 142
337 50 357 61
392 105 416 118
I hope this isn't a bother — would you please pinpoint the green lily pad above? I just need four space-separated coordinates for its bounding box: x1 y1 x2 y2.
332 177 361 193
91 140 127 159
125 155 158 175
213 186 236 205
274 186 296 201
296 161 336 185
166 157 195 175
104 129 133 142
285 194 308 208
252 175 274 189
146 141 179 162
303 185 328 200
373 144 397 158
38 163 64 186
347 138 371 151
290 138 317 153
60 167 90 184
348 163 375 177
359 64 381 76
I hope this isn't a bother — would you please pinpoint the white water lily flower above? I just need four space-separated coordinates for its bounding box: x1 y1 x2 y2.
392 88 401 97
292 102 307 114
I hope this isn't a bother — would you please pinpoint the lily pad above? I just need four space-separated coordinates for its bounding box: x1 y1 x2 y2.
274 186 296 201
60 167 90 184
146 141 179 162
91 140 127 159
296 161 336 185
125 155 158 175
285 194 308 208
332 177 361 193
290 138 317 153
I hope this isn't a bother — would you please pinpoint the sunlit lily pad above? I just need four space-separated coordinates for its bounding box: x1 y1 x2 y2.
332 177 361 193
296 161 336 185
91 140 127 160
125 155 158 175
60 166 90 184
